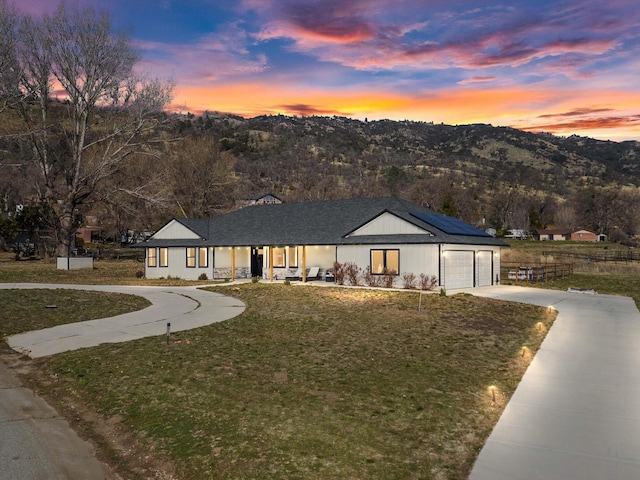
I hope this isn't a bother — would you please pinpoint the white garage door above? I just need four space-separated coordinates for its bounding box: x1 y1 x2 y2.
444 251 474 290
476 251 493 287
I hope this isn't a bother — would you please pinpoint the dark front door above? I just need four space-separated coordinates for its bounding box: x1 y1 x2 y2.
251 247 263 278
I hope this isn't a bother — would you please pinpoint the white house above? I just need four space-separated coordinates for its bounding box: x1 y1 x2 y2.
136 197 506 290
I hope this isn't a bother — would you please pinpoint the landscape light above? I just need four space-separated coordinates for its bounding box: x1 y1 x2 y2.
489 385 496 402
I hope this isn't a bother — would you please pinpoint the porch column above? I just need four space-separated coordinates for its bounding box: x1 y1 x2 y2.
269 246 274 282
302 246 307 282
231 247 236 281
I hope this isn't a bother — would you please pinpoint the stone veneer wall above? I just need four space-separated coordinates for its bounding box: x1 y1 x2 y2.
214 267 251 279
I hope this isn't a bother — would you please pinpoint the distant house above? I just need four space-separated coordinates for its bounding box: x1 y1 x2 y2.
536 228 599 241
76 226 101 244
536 229 572 241
136 197 506 290
570 229 597 241
251 194 282 205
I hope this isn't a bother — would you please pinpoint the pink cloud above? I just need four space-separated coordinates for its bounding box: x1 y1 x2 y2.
522 115 640 133
458 76 497 85
538 108 614 119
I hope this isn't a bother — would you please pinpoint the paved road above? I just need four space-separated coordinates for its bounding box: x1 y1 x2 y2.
0 358 117 479
2 283 245 358
467 286 640 480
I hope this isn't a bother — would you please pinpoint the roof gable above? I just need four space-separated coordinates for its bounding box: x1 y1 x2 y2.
151 218 206 241
347 211 433 236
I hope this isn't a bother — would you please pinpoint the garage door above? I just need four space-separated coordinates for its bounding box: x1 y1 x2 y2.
444 251 474 290
476 251 493 287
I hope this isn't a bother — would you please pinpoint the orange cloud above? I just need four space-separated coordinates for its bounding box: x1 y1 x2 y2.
169 82 640 141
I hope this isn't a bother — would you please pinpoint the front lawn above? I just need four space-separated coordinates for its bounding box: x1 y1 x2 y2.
34 284 554 479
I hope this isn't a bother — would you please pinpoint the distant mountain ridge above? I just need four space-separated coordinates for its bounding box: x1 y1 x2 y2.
189 114 640 191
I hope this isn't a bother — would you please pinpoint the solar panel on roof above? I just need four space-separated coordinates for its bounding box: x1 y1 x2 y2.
410 212 491 237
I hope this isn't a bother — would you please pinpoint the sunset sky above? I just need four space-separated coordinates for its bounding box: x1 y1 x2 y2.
15 0 640 141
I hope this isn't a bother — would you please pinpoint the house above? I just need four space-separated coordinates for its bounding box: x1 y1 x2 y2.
570 229 597 241
136 197 506 290
536 228 599 241
236 193 283 208
536 229 572 241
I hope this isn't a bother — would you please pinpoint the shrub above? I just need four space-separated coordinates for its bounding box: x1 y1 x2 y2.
344 262 361 286
382 268 396 288
401 272 416 289
419 274 438 291
283 279 291 286
363 267 381 287
439 287 447 297
135 270 144 279
198 273 208 281
251 276 260 283
332 261 346 285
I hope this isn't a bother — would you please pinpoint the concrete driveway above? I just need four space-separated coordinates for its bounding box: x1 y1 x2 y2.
1 283 244 479
467 285 640 480
2 283 245 358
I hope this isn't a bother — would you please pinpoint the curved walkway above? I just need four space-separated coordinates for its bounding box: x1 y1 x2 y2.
467 285 640 480
2 283 245 358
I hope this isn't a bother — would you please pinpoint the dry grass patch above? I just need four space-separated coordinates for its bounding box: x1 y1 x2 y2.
31 284 554 480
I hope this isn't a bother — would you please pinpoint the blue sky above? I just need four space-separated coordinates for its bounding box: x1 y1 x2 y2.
16 0 640 140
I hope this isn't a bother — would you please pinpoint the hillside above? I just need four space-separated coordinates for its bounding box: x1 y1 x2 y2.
2 108 640 244
197 114 640 189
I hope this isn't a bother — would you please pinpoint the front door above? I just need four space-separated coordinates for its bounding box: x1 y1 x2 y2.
251 247 263 278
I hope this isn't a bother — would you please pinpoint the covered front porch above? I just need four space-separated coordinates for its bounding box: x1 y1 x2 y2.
213 245 336 282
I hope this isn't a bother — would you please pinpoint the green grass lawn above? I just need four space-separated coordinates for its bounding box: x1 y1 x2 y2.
31 284 553 480
502 241 640 307
0 289 150 338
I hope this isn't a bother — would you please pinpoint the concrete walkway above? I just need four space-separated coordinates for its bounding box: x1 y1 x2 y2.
467 286 640 480
2 283 245 358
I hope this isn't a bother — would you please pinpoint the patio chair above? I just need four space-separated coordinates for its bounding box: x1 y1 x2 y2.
285 268 302 280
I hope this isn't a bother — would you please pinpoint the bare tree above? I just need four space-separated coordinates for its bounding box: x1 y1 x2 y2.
0 2 173 256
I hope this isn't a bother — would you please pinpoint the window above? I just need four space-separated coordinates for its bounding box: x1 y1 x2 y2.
147 248 157 267
159 247 168 267
186 247 196 267
198 247 208 267
272 247 286 267
370 249 399 274
288 246 298 267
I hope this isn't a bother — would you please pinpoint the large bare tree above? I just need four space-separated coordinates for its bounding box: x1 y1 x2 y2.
0 1 173 256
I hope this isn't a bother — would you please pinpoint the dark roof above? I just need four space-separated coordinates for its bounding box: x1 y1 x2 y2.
139 197 506 248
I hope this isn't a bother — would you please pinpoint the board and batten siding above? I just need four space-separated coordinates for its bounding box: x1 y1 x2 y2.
348 212 432 236
145 246 214 280
337 244 440 279
152 220 202 240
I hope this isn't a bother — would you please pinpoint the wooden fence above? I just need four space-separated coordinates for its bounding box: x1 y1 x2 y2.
501 263 574 284
542 250 640 263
